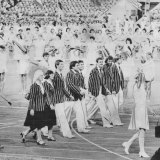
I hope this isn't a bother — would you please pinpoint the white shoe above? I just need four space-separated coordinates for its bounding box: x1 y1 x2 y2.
86 126 93 129
103 124 113 128
116 123 124 126
122 142 129 155
88 120 96 124
78 129 90 133
66 135 75 139
139 152 150 158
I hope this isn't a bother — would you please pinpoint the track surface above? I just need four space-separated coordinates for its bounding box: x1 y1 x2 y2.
0 106 159 160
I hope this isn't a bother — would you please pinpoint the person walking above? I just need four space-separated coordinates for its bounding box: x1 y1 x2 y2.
88 57 113 128
122 70 150 158
66 61 90 133
53 59 75 138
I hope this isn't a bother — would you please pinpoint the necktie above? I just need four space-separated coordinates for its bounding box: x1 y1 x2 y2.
60 73 63 78
119 66 122 81
99 69 103 85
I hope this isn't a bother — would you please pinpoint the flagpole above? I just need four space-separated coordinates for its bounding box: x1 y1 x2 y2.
125 0 126 15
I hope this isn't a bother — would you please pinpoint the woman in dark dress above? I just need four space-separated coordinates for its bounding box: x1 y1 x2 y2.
43 70 57 141
22 70 55 145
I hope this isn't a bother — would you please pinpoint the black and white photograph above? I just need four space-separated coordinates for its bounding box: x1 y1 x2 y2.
0 0 160 159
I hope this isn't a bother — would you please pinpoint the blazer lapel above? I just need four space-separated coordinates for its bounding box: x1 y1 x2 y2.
56 71 64 81
95 67 101 81
106 65 114 81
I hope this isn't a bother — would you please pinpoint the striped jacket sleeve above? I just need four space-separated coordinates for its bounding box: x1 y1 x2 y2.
63 88 71 98
113 65 121 93
43 82 54 105
29 84 37 110
53 73 71 99
88 71 94 94
66 72 81 95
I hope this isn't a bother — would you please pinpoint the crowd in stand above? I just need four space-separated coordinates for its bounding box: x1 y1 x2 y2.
0 10 157 96
0 0 159 158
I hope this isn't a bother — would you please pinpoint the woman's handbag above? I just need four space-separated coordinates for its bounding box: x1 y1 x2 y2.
155 119 160 138
25 92 30 100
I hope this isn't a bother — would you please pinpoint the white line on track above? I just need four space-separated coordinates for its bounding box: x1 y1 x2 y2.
71 119 134 160
0 124 21 130
3 118 23 121
1 138 158 149
2 144 107 153
0 153 94 160
0 106 27 110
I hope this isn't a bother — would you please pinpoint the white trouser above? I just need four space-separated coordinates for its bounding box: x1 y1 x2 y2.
86 96 99 120
81 98 90 127
73 100 87 132
55 101 74 138
113 88 124 111
105 95 122 125
96 94 111 126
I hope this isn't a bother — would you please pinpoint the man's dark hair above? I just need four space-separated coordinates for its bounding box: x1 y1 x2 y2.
105 56 113 63
26 28 30 31
78 60 84 64
70 61 78 70
0 45 5 50
55 59 63 69
90 36 95 40
44 70 54 79
126 38 132 44
96 57 103 63
89 29 94 33
43 52 49 57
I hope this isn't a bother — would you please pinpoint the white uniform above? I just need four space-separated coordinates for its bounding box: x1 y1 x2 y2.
129 82 149 130
0 52 7 73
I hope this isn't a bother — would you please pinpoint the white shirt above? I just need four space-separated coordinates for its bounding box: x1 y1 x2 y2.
142 60 155 81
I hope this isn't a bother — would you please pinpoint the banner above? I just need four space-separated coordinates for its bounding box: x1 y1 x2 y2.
1 0 21 10
128 0 142 11
33 0 43 9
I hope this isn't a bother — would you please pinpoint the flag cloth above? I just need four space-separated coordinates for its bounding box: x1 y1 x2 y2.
58 1 63 10
90 0 101 7
33 0 43 9
1 0 22 10
128 0 142 10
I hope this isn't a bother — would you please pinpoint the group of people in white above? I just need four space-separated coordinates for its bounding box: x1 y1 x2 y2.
0 14 157 97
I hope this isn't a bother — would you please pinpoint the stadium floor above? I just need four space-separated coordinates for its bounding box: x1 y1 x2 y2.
0 106 159 160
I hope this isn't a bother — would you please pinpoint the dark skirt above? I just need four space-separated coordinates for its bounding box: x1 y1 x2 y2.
24 105 56 130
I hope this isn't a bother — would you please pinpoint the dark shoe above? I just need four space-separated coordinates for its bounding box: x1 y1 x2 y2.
47 137 56 141
37 140 45 145
20 133 25 143
33 133 37 140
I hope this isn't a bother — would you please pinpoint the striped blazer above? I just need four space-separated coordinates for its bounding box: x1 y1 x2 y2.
103 64 120 94
28 83 47 111
88 67 107 97
78 71 85 89
43 81 55 106
52 71 70 104
66 70 82 101
114 64 124 92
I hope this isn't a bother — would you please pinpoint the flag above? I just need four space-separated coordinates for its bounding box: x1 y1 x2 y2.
128 0 142 10
33 0 43 9
1 0 22 10
90 0 101 7
58 1 63 10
